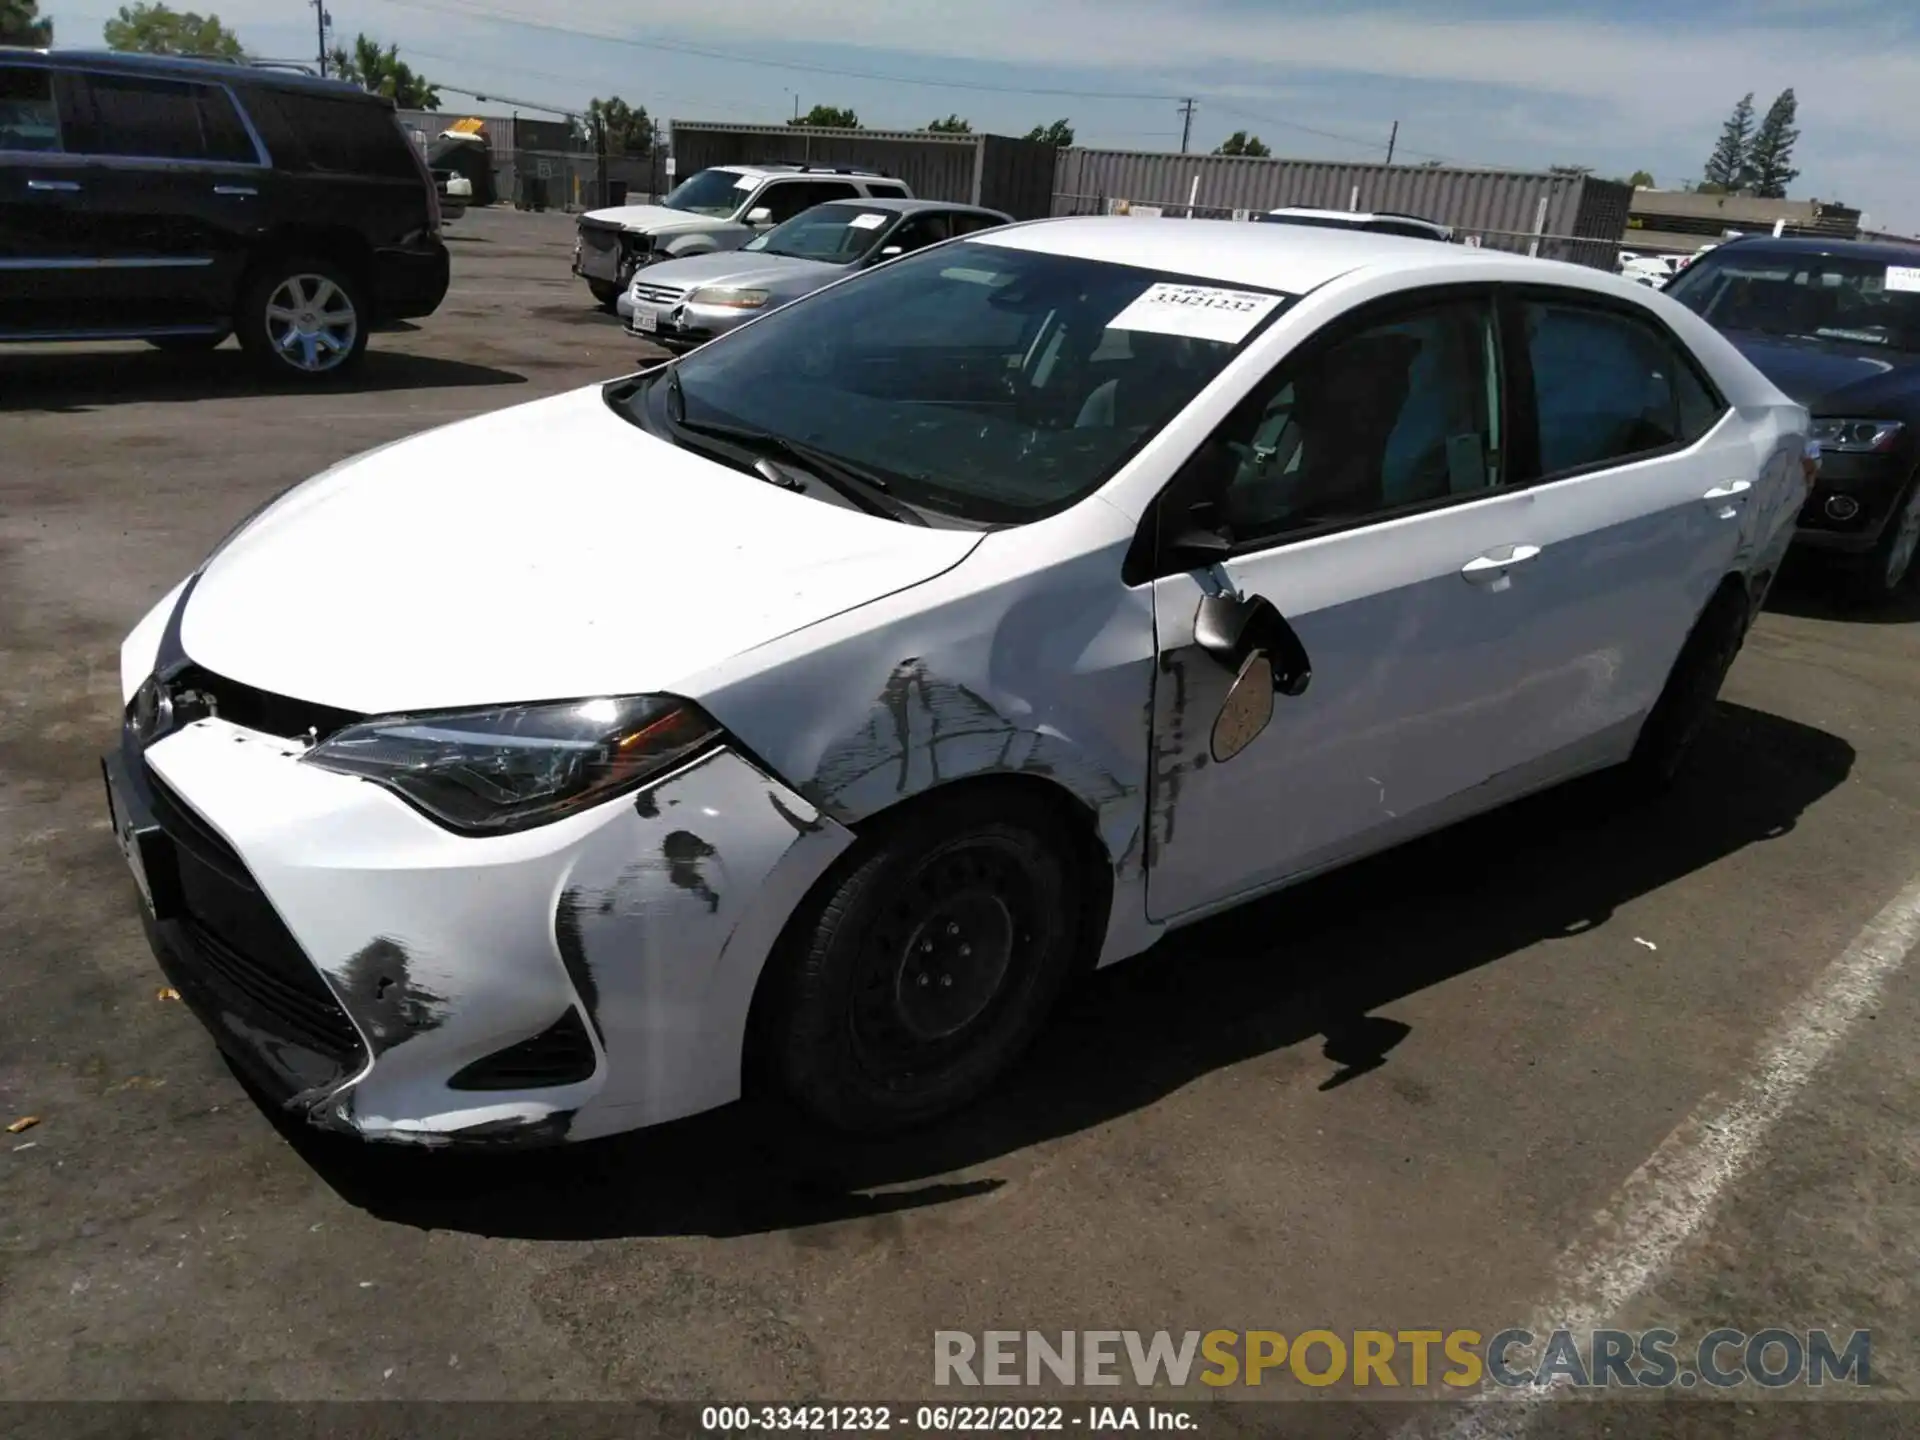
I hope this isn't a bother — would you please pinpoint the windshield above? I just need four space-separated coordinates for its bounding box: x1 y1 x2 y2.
661 168 752 218
744 203 895 263
1666 251 1920 354
620 240 1293 525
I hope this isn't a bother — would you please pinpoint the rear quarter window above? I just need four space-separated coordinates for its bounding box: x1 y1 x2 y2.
239 88 418 178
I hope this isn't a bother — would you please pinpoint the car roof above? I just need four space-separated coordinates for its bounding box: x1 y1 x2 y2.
973 215 1530 293
0 46 382 99
717 163 893 181
1707 234 1920 266
1265 207 1442 227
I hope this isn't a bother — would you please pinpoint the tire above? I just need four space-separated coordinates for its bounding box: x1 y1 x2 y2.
767 789 1083 1134
588 279 623 311
236 256 369 381
1623 584 1750 794
146 332 229 352
1844 470 1920 606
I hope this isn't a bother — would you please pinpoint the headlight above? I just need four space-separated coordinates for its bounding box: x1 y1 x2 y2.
1809 418 1904 453
688 286 770 310
303 695 721 836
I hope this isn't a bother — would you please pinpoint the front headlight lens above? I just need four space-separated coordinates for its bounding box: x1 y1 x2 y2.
688 286 770 309
1809 418 1904 453
303 695 721 835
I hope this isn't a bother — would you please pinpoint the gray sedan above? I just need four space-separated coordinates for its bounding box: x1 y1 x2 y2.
619 198 1013 350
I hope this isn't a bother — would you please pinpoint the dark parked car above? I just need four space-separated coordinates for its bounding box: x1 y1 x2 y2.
0 48 450 380
1664 235 1920 601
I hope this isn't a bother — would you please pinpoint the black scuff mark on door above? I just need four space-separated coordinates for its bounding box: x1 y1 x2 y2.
554 888 605 1043
663 830 721 913
768 791 825 835
632 789 661 820
337 937 449 1053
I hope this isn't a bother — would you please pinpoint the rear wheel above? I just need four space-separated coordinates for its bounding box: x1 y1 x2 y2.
237 256 369 381
767 790 1082 1134
1623 584 1750 793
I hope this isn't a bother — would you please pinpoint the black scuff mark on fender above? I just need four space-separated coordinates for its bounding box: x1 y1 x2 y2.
337 937 448 1053
767 791 825 835
663 830 721 913
554 888 605 1044
632 788 660 820
442 1111 576 1148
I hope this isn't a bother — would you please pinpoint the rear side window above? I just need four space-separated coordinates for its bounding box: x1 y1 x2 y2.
1521 300 1722 477
241 89 417 178
760 179 860 224
866 182 910 199
72 75 257 162
0 66 61 152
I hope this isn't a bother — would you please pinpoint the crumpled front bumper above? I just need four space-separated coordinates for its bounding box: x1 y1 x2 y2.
105 716 854 1148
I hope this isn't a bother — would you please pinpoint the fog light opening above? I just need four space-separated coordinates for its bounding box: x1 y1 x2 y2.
1825 495 1861 522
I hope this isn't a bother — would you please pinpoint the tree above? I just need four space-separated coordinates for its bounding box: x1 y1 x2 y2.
585 97 653 156
0 0 52 45
327 33 440 110
789 104 858 129
1625 169 1655 188
1213 130 1271 157
103 3 243 59
1703 92 1755 191
1746 88 1800 199
927 114 972 134
1025 118 1075 147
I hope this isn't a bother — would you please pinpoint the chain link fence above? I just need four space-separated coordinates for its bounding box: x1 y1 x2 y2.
1051 191 1621 271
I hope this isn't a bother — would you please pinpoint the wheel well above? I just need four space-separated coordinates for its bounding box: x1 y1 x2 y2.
242 228 375 298
738 773 1117 1097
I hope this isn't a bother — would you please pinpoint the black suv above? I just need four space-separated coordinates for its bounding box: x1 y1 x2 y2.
0 48 449 380
1664 235 1920 601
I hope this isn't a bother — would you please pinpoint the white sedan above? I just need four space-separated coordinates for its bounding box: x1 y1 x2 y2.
103 219 1810 1147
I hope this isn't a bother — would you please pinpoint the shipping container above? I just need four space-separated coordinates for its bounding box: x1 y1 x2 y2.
1052 149 1633 268
668 121 1057 219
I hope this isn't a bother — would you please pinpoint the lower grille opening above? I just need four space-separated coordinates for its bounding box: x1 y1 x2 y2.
448 1009 597 1091
181 916 364 1064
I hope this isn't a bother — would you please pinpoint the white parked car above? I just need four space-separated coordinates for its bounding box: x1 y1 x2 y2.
105 219 1810 1148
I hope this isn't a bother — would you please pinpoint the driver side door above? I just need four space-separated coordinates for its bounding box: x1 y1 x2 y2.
1144 287 1546 921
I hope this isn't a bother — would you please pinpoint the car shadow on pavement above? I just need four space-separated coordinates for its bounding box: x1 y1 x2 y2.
1762 562 1920 625
291 699 1853 1241
0 347 527 413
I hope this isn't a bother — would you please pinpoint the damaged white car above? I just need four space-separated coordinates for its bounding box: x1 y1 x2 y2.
104 218 1809 1148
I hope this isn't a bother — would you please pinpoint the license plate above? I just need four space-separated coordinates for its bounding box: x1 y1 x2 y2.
633 305 659 334
101 758 178 921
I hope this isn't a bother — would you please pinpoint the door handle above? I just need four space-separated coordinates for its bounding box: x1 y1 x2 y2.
26 178 81 192
212 184 258 197
1461 544 1542 591
1703 479 1752 518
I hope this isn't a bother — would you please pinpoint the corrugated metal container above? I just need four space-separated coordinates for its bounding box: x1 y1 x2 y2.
669 121 1057 219
1053 149 1632 267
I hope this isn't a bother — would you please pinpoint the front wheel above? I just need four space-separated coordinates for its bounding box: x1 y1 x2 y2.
766 791 1083 1134
237 257 369 381
1623 585 1749 794
1845 471 1920 605
587 279 623 311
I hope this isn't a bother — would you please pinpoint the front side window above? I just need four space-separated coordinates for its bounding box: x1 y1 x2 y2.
1522 300 1714 477
742 203 896 264
623 240 1293 525
74 75 255 163
0 67 60 153
661 168 754 217
1211 297 1502 545
1665 250 1920 355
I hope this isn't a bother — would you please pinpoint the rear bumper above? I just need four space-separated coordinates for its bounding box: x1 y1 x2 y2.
371 238 451 321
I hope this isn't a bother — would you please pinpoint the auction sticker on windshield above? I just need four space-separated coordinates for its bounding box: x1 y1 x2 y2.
848 213 888 230
1108 283 1283 343
1885 266 1920 293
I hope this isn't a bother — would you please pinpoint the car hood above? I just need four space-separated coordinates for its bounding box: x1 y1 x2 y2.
1725 331 1920 413
180 386 983 715
582 203 736 236
643 250 844 295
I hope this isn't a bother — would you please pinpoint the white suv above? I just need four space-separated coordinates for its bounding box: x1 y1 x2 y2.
573 164 913 308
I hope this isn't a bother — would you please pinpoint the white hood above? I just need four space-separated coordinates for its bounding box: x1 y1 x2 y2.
582 203 738 236
181 386 982 715
640 251 841 294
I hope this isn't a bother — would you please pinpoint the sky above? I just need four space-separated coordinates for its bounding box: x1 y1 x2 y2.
46 0 1920 233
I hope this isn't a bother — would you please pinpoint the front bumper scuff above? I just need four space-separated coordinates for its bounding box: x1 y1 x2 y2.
112 717 855 1148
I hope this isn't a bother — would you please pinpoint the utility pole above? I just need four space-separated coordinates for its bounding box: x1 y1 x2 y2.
1177 98 1196 154
1385 120 1398 165
312 0 330 77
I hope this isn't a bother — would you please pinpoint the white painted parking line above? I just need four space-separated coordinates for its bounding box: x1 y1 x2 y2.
1411 867 1920 1438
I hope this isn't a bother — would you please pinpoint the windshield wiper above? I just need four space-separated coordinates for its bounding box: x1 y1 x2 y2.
662 370 928 526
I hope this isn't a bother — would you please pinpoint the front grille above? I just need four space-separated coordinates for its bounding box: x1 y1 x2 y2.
165 664 363 743
577 221 621 254
182 916 363 1065
448 1009 596 1091
631 281 684 306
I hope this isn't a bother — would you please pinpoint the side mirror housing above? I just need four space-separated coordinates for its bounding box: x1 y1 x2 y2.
877 245 904 260
746 207 773 227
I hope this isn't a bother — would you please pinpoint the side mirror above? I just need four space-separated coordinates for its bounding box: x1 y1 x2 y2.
877 245 904 260
1193 592 1313 698
746 207 773 226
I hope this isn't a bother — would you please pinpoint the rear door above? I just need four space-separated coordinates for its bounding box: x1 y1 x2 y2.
1 62 93 333
62 69 267 329
748 178 860 230
1490 289 1743 774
